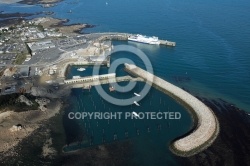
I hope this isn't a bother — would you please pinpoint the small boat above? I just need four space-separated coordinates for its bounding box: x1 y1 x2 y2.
132 111 140 118
134 92 140 97
67 10 72 13
109 85 115 92
77 68 86 71
106 2 108 5
134 101 140 106
73 75 81 79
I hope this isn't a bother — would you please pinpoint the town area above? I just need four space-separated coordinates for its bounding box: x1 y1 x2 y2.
0 17 119 96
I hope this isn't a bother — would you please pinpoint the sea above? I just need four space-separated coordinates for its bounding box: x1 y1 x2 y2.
1 0 250 165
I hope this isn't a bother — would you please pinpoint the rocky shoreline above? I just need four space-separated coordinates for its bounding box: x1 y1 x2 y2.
0 94 62 161
32 17 95 34
0 15 94 34
18 0 62 5
0 12 41 19
0 89 249 165
0 12 41 27
175 92 250 165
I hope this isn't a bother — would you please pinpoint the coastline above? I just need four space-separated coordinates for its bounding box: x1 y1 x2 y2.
0 1 249 164
31 17 94 35
0 104 67 165
18 0 62 5
0 0 21 4
0 12 41 27
0 97 62 159
1 90 249 165
0 12 41 19
178 98 250 166
0 16 93 34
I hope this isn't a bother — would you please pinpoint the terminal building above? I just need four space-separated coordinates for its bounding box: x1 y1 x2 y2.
27 40 55 56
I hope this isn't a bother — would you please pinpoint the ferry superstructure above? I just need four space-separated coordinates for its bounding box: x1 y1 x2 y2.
128 34 161 45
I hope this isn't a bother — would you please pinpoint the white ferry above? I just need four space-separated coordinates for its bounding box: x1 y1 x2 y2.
128 34 160 45
77 68 86 71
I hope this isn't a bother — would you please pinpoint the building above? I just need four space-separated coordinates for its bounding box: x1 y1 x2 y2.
27 40 55 55
19 66 30 78
89 55 108 62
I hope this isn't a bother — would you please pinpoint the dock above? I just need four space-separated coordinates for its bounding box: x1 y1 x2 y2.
65 75 144 88
159 40 176 46
124 63 219 157
89 32 176 47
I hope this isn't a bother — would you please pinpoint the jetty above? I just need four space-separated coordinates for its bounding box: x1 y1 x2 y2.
64 74 143 88
124 63 219 157
87 33 176 47
159 39 176 46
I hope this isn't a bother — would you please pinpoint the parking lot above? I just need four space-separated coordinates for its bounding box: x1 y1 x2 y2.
24 47 63 66
0 53 16 66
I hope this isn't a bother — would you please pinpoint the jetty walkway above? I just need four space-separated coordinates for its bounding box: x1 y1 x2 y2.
65 74 143 88
124 63 219 157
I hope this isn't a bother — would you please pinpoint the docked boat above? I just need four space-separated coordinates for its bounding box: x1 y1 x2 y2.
72 75 81 79
128 34 160 45
77 68 86 71
109 85 115 92
134 101 140 106
134 92 141 97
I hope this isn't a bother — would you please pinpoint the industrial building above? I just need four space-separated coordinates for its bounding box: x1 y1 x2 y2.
27 40 55 56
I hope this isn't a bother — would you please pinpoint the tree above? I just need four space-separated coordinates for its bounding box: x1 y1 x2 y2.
9 26 15 31
37 24 44 32
2 29 8 33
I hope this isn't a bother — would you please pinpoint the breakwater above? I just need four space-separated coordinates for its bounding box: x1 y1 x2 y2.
124 63 220 157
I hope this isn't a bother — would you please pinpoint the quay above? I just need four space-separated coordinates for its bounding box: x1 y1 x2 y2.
124 63 219 157
159 39 176 46
88 33 176 47
64 74 143 88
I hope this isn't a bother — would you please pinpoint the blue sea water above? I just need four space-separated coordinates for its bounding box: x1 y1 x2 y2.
1 0 249 110
1 0 250 165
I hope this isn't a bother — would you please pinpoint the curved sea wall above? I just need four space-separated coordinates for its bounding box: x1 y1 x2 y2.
124 63 220 157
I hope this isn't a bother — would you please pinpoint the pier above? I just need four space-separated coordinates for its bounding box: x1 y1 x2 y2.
64 74 143 88
159 40 176 46
124 63 219 157
88 32 176 47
